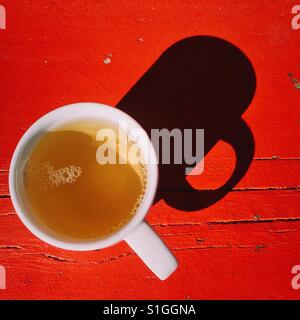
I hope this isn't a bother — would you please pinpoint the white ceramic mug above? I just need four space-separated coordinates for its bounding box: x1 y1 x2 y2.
9 102 178 280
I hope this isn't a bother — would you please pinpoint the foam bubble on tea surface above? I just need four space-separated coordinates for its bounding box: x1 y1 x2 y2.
25 161 82 191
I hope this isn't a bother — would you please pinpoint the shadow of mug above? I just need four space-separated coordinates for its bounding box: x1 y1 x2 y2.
117 36 256 211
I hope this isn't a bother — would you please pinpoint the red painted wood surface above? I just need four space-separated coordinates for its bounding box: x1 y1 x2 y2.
0 0 299 299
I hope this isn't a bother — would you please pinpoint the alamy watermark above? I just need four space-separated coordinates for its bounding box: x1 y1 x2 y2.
292 5 300 30
96 121 204 175
0 265 5 289
291 265 300 290
0 5 6 30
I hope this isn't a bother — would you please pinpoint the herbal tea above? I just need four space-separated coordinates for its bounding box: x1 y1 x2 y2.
23 120 147 240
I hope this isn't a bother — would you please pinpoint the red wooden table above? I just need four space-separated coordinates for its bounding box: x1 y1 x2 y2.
0 0 300 299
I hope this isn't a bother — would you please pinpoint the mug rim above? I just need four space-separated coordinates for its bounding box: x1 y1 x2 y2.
9 102 159 251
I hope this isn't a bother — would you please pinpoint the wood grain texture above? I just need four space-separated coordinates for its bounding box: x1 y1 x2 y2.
0 0 299 299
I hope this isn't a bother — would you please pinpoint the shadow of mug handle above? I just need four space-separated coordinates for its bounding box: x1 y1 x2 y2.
220 118 255 191
161 118 255 211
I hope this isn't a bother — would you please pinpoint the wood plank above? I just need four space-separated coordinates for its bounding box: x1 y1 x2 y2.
1 189 300 224
2 158 300 196
0 215 299 299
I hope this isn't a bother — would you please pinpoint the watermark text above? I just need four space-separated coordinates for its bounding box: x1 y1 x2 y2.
292 5 300 30
292 265 300 290
0 5 6 30
95 122 204 176
0 265 6 289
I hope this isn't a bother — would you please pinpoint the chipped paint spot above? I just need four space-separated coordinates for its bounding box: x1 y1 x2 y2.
103 57 111 65
288 71 300 90
255 245 267 252
103 53 112 65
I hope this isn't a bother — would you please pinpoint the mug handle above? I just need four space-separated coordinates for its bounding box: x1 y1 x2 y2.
125 221 178 280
